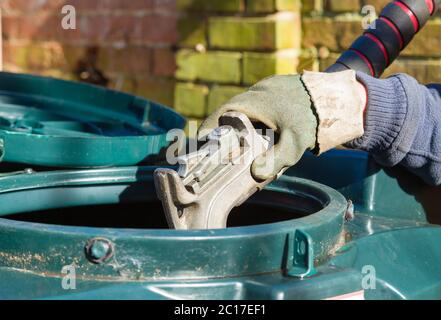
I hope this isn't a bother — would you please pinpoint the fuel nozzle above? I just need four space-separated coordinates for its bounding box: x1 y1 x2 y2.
154 112 275 230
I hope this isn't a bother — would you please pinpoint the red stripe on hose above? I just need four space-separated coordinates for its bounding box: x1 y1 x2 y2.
426 0 434 14
364 33 390 66
379 17 404 49
350 49 375 76
394 1 419 32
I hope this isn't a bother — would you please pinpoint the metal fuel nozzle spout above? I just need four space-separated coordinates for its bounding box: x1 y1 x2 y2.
154 112 275 230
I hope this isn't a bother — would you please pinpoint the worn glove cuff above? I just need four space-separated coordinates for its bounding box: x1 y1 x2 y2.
301 70 366 154
345 72 408 166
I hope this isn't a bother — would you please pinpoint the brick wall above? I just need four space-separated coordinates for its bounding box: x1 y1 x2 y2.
1 0 440 126
1 0 177 106
174 0 304 129
303 0 441 83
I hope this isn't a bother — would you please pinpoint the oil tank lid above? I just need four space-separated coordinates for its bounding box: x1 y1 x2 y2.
0 72 185 168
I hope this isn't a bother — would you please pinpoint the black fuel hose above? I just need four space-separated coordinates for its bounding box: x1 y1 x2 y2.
326 0 440 77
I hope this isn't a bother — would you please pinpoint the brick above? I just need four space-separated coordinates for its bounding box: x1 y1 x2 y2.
3 62 26 74
3 42 85 71
85 14 177 45
3 67 68 81
2 67 76 81
301 0 323 13
80 15 134 43
138 15 178 44
1 14 130 43
153 48 176 77
2 14 65 41
209 13 301 50
3 43 47 70
63 0 107 11
383 59 441 84
326 0 361 12
298 48 319 72
176 49 242 84
110 75 137 94
61 45 88 71
177 16 207 47
153 0 176 13
207 85 246 113
174 82 209 117
401 19 441 57
177 0 244 12
302 16 363 52
318 52 340 71
38 69 77 81
1 0 65 13
247 0 300 13
59 14 177 45
242 50 299 85
135 77 176 106
97 46 151 74
14 0 157 12
184 118 203 138
361 0 390 13
84 15 131 43
103 0 155 11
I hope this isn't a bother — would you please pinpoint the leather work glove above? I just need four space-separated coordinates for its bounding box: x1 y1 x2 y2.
198 70 367 181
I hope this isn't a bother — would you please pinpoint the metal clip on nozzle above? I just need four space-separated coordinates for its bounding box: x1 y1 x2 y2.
154 112 273 230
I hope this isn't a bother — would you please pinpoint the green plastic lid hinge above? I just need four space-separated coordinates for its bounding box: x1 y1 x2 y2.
286 229 316 278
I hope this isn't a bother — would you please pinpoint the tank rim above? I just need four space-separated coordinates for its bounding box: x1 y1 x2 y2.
0 166 347 281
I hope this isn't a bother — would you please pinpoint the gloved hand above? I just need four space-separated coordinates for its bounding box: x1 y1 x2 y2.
198 70 367 181
198 74 317 181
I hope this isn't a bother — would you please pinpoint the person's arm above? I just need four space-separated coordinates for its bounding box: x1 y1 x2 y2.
199 70 441 186
347 72 441 186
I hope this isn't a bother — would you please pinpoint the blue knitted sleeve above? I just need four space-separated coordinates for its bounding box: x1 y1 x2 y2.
346 72 441 186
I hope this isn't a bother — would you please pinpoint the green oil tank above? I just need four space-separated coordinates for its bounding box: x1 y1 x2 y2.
0 72 440 300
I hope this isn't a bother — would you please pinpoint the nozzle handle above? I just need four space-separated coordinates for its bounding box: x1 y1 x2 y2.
327 0 440 78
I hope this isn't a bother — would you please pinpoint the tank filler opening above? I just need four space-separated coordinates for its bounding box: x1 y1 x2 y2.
4 190 323 229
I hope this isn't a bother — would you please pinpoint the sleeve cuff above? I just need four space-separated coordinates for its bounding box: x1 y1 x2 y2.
345 72 408 163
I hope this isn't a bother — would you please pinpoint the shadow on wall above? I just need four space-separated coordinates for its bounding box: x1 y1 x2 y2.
75 46 109 86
